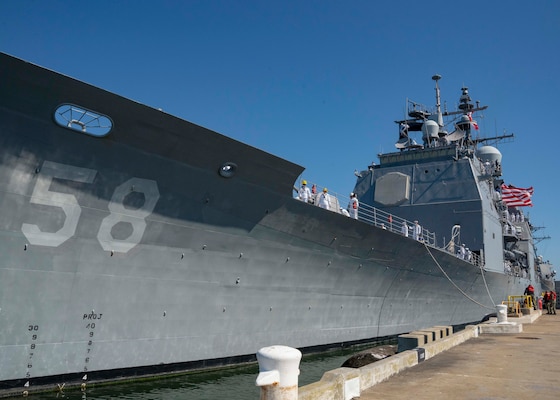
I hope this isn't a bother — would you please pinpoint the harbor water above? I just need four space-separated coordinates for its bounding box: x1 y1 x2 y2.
24 342 389 400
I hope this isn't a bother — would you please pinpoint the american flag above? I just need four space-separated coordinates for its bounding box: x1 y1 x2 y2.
467 112 479 130
501 184 533 207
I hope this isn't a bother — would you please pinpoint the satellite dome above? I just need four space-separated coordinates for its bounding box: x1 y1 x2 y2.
476 145 502 164
422 120 439 140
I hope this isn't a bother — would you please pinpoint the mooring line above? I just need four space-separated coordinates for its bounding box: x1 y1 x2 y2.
423 243 495 310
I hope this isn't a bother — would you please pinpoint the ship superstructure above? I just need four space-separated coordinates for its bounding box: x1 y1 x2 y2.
353 75 543 283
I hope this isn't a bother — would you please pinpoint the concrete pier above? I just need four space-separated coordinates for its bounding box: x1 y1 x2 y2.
358 313 560 399
297 311 560 400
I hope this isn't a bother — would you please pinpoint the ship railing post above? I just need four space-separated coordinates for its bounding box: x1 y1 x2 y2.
256 345 302 400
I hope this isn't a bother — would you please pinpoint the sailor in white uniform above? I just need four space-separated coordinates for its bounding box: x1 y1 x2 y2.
348 193 359 219
412 220 422 241
298 180 311 203
318 188 331 210
401 221 409 237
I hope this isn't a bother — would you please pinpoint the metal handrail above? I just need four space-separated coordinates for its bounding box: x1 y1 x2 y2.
507 295 534 310
502 299 522 317
294 183 484 267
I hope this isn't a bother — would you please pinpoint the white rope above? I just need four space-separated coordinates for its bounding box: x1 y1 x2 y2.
424 243 495 310
479 258 496 307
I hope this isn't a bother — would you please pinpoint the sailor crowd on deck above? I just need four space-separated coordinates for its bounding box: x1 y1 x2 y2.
297 180 359 219
456 243 473 261
505 208 525 223
504 259 530 279
297 180 428 240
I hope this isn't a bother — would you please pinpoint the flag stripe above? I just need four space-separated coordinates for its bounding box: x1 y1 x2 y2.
467 112 479 130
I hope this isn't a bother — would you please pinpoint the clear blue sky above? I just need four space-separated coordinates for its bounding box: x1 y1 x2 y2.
2 0 558 269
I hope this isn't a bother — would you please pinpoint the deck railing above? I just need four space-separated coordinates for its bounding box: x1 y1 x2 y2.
357 202 437 246
294 185 483 267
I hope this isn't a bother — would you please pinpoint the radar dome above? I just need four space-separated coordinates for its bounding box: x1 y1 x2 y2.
422 120 439 140
457 115 471 131
476 146 502 164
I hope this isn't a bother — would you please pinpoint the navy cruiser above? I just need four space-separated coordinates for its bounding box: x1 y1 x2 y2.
0 54 553 394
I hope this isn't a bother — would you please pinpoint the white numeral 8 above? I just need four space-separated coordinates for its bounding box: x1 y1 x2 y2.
97 178 160 253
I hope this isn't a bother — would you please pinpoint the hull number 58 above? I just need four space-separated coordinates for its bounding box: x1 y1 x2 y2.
22 161 160 253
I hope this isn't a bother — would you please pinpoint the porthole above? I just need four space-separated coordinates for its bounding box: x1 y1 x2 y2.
54 104 112 137
219 162 237 178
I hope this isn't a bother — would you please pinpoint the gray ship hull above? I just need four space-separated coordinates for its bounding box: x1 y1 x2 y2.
0 53 542 392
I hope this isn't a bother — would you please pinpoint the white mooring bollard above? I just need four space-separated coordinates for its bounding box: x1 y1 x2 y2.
256 345 302 400
496 304 508 323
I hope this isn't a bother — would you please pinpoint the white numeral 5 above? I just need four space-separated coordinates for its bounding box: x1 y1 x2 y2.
22 161 97 247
